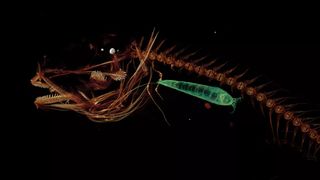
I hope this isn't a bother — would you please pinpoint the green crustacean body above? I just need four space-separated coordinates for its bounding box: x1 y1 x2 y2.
157 80 241 113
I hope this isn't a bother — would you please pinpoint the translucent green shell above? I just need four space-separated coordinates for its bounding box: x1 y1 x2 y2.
158 80 241 113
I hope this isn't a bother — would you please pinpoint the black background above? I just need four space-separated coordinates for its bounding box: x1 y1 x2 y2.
8 3 320 180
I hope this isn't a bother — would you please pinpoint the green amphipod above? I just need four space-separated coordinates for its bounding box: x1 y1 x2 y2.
157 80 241 113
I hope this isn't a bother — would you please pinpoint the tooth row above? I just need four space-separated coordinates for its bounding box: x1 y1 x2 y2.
35 94 68 104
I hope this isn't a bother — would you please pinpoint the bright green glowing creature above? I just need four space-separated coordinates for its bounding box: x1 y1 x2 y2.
157 80 241 113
